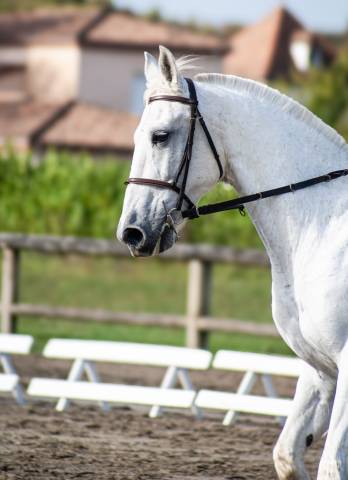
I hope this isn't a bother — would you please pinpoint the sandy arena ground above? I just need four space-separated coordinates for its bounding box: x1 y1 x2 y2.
0 354 324 480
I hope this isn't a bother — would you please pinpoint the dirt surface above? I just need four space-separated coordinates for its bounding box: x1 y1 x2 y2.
0 354 324 480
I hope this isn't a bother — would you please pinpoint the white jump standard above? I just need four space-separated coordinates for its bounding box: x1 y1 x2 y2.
0 333 33 404
196 391 293 418
195 350 303 425
28 338 212 416
28 380 196 410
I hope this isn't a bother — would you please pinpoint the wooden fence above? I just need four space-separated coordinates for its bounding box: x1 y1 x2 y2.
0 233 277 348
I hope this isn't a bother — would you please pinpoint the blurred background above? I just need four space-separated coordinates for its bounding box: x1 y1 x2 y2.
0 0 347 355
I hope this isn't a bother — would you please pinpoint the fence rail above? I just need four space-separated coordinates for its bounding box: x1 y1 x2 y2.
0 233 276 348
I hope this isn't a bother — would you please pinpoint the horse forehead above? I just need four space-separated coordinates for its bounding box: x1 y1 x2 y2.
142 101 189 129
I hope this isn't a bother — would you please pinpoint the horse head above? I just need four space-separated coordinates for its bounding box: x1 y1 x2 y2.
117 46 223 257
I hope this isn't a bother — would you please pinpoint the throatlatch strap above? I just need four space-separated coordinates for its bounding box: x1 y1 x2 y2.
187 78 223 179
175 79 197 211
197 112 223 179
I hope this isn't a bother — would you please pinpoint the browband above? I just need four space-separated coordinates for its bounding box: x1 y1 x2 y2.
148 95 198 106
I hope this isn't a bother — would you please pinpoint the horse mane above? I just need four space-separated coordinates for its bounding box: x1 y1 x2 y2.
195 73 348 153
176 55 201 74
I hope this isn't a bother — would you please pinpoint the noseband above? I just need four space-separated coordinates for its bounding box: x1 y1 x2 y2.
125 78 223 220
126 78 348 221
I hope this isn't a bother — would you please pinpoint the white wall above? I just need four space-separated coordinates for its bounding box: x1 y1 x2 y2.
0 47 26 66
79 49 145 111
289 41 311 72
79 48 223 112
27 45 80 102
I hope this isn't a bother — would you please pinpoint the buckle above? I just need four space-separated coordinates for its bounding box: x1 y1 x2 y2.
183 206 200 219
162 203 181 234
166 208 182 228
238 206 246 217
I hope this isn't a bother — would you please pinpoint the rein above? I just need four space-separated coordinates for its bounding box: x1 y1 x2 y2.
184 169 348 219
126 78 348 221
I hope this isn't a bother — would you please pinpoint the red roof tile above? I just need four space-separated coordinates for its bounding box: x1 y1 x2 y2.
0 8 225 54
82 11 226 54
224 8 298 80
39 103 139 155
224 7 335 80
0 100 62 150
0 8 98 46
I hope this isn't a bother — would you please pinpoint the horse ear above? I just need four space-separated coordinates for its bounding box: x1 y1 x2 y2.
158 45 183 90
144 51 159 86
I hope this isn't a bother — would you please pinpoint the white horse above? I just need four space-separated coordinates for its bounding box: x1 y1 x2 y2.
117 46 348 479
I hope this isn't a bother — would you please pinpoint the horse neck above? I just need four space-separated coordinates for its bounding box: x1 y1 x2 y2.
198 81 348 272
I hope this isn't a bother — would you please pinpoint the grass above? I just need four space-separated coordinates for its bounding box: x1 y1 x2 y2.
7 251 292 355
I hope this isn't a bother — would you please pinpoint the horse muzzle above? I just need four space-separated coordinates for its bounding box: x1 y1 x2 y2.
118 219 178 257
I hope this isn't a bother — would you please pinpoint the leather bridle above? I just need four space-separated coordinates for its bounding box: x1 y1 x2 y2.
126 78 348 222
125 78 223 222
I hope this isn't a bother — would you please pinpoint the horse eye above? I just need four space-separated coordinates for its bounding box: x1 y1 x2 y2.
152 131 169 145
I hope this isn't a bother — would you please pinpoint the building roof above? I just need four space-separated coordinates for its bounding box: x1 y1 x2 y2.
0 7 225 54
0 100 138 155
0 100 62 150
224 7 335 80
0 8 98 46
38 103 139 155
81 11 226 54
224 7 300 80
0 67 26 103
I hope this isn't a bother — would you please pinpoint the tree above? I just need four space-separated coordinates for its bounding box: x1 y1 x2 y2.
299 50 348 137
145 8 161 23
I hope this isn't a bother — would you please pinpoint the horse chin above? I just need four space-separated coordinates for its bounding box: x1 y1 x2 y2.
127 245 149 257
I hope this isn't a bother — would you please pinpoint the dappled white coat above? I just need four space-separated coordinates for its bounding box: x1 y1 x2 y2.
118 46 348 479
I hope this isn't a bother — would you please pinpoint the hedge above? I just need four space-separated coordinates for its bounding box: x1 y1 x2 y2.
0 148 262 249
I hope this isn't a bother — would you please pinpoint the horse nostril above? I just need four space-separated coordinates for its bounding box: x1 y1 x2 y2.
122 227 145 249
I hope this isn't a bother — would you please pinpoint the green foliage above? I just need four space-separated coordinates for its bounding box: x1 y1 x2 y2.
145 8 162 23
0 148 262 248
186 184 263 249
307 53 348 128
0 149 128 238
294 50 348 137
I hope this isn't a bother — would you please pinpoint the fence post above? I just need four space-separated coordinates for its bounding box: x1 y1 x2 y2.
186 259 212 349
1 247 20 333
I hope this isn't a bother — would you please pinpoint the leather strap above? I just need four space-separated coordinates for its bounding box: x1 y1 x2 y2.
149 95 197 106
175 78 197 211
182 169 348 219
185 78 223 180
197 109 223 179
125 177 196 209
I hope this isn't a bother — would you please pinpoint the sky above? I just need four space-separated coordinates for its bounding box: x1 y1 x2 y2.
114 0 348 34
